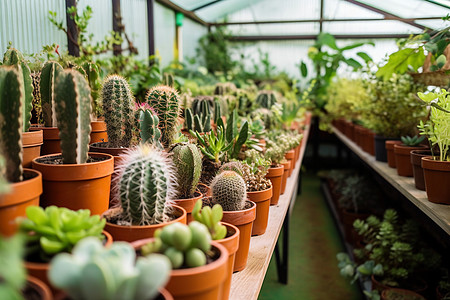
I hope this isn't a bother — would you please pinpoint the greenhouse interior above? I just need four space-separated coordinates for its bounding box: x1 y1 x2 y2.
1 0 450 299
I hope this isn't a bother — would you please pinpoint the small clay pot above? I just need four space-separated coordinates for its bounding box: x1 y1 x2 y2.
25 275 53 300
280 160 291 195
410 150 433 191
285 150 295 177
422 156 450 204
375 136 397 162
89 120 108 144
173 191 203 223
385 140 402 168
248 187 273 236
266 164 284 205
30 126 60 155
394 144 427 177
22 130 43 168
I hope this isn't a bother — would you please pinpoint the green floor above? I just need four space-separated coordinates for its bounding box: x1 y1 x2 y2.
258 171 363 300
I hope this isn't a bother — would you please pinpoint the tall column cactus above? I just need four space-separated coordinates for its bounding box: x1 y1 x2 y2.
54 70 92 164
3 48 33 132
117 145 176 225
169 143 202 199
139 108 162 149
145 85 180 148
256 90 277 109
40 61 63 127
101 75 135 148
0 67 24 182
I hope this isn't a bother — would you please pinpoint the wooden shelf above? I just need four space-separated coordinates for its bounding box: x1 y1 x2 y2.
229 121 311 300
332 126 450 237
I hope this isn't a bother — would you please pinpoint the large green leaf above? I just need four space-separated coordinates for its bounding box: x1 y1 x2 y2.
356 52 372 63
376 48 425 80
339 41 372 51
317 33 338 50
344 58 363 69
300 61 308 77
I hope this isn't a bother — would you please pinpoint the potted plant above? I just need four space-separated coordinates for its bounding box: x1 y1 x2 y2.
0 66 43 236
417 89 450 204
264 143 285 205
393 135 427 177
103 144 186 242
381 288 426 300
31 69 114 215
132 222 229 300
385 140 402 168
49 237 172 300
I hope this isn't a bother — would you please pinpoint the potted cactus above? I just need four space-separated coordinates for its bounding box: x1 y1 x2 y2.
264 143 286 205
0 66 43 237
31 69 114 215
170 143 203 223
132 222 228 300
103 144 187 242
49 237 172 300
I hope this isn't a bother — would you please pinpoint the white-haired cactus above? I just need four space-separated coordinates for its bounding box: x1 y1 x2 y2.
139 108 162 149
101 75 135 148
0 66 24 182
117 145 176 225
3 48 33 132
210 170 247 211
40 61 63 127
145 85 180 147
170 143 202 199
54 69 92 164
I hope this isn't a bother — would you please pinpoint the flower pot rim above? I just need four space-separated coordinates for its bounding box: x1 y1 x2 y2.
89 141 129 151
23 130 44 146
247 186 273 202
267 165 284 177
26 275 52 300
381 288 425 300
1 168 42 207
421 156 450 171
221 200 256 225
30 126 60 140
217 222 240 246
173 190 203 202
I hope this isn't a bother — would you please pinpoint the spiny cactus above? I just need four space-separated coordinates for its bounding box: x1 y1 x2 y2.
145 85 180 148
3 48 33 132
54 69 92 164
214 82 236 96
163 72 175 87
213 99 222 124
40 61 63 127
139 108 162 149
31 71 43 124
185 106 211 133
210 170 247 211
116 144 176 225
102 75 135 148
0 155 10 194
256 90 277 109
0 66 24 182
81 61 102 117
192 96 214 116
170 143 202 199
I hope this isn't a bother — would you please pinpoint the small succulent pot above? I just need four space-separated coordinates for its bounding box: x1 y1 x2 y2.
385 140 402 168
364 129 375 155
89 119 108 144
266 164 284 205
285 150 295 177
30 126 60 155
31 153 114 215
375 136 398 162
103 205 187 242
221 200 256 272
248 186 273 236
394 144 428 177
410 150 434 191
294 143 300 162
381 288 425 300
22 129 43 168
422 156 450 204
280 160 291 195
0 169 42 236
25 275 53 300
173 191 203 223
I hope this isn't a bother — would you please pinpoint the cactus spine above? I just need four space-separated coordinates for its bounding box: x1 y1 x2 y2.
0 67 24 182
3 48 33 132
170 143 202 199
101 75 135 148
139 108 162 149
31 71 43 124
145 85 180 148
210 170 247 211
54 70 92 164
117 145 176 225
40 61 63 127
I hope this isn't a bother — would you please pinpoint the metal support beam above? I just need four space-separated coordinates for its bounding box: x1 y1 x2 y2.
319 0 324 33
65 0 79 57
229 33 412 41
112 0 122 56
423 0 450 9
192 0 224 11
155 0 208 26
147 0 155 59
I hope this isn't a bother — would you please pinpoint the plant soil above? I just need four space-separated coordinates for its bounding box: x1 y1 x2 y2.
34 155 108 165
103 207 180 226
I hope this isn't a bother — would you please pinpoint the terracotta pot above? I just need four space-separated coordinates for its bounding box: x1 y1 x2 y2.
410 150 433 191
32 153 114 215
221 200 256 272
89 120 108 144
215 222 240 300
341 209 369 245
294 144 300 162
104 205 187 242
172 191 203 223
26 231 113 295
422 156 450 204
365 129 375 155
385 140 402 168
394 144 427 177
26 275 53 300
22 130 43 168
353 125 363 148
30 126 60 155
248 187 272 236
266 165 284 205
0 169 42 236
381 288 425 300
280 160 291 195
132 239 228 300
285 150 295 177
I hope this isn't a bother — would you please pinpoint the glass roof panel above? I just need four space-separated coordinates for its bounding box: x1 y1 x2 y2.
227 22 319 36
356 0 449 18
324 0 382 19
323 20 423 35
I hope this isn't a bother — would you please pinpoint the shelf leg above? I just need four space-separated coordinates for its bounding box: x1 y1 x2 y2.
275 211 290 284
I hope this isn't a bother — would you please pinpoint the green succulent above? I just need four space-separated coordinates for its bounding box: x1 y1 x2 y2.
192 199 227 240
400 135 425 147
0 234 26 300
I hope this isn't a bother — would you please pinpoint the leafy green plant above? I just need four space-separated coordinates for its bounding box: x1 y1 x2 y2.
336 252 383 284
49 237 171 300
400 135 425 147
19 206 106 261
192 199 227 240
0 234 26 300
191 126 231 163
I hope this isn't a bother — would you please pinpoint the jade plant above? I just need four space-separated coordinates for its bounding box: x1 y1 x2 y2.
137 105 162 149
141 222 212 269
145 85 180 148
169 143 202 199
40 61 64 127
19 206 106 261
400 135 425 147
101 75 135 148
210 170 247 211
0 234 27 300
49 237 171 300
192 199 227 240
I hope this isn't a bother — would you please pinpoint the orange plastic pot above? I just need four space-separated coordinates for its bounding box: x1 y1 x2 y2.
385 140 402 168
104 205 187 242
132 239 228 300
280 160 291 195
221 200 256 272
0 169 42 236
266 165 284 205
30 127 60 155
89 120 108 144
422 156 450 204
285 150 295 177
173 191 203 223
394 144 427 177
32 153 114 215
27 275 53 300
248 187 273 236
22 130 43 168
